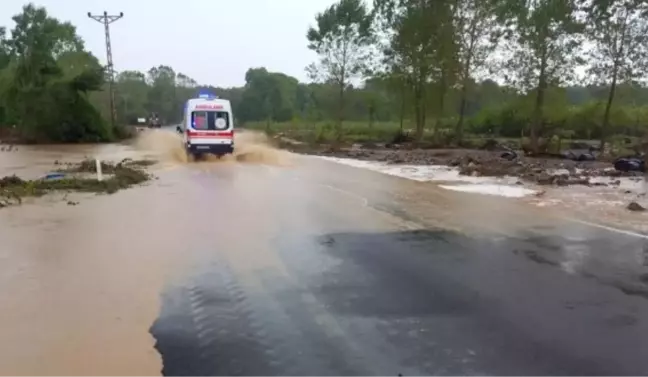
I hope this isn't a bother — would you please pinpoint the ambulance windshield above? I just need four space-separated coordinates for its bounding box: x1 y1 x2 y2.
191 111 229 130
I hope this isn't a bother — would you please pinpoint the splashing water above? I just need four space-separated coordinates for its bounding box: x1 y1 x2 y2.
133 129 292 166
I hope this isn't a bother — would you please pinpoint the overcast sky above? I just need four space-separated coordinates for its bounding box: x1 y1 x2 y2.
1 0 338 87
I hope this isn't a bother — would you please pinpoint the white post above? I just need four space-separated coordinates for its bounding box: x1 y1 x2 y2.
96 159 103 181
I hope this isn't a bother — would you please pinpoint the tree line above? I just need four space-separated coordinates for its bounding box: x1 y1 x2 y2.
301 0 648 151
2 1 648 150
0 4 110 142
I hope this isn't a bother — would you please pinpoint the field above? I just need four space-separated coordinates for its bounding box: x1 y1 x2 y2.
242 120 643 157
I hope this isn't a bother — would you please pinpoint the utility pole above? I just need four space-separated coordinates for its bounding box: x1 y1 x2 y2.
88 11 123 129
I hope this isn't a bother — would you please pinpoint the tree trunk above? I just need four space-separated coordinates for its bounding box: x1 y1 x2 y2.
435 73 447 142
456 81 468 145
399 85 405 132
414 83 425 141
337 79 345 142
531 60 547 154
600 65 619 154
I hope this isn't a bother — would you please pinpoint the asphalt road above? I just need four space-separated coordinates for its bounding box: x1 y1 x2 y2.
2 139 648 375
149 156 648 376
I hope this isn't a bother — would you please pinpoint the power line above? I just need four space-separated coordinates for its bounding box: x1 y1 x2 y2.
88 11 123 130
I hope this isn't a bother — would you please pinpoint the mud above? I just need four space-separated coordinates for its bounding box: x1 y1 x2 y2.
303 145 642 187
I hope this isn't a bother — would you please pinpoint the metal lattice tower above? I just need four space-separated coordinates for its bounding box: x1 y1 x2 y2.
88 11 123 129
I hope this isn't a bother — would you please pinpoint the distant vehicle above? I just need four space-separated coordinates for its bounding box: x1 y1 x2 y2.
149 113 162 128
177 90 234 160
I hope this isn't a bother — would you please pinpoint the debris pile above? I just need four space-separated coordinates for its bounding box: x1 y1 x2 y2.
0 158 154 209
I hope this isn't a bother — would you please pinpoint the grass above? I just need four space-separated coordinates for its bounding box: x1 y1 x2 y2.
0 158 154 208
244 120 644 157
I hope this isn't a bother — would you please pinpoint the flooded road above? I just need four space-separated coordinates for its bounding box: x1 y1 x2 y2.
2 130 648 375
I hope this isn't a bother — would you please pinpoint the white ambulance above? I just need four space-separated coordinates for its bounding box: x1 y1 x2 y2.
178 91 234 159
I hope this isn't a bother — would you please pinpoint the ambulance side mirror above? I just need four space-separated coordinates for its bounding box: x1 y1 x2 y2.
176 126 182 134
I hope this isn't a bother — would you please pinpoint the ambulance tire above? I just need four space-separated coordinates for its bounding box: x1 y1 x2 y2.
186 150 197 163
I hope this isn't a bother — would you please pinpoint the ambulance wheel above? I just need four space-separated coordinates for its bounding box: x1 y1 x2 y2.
186 150 196 163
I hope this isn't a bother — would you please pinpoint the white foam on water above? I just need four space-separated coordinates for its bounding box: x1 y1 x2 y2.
316 156 538 198
438 184 537 198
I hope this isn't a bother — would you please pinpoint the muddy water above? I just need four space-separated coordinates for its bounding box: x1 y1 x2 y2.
0 130 291 375
134 129 293 166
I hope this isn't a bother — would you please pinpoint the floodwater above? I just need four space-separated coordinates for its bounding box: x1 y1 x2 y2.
319 155 648 234
0 130 292 375
2 130 648 375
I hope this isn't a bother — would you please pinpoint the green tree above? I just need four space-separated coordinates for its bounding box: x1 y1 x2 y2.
496 0 584 152
374 0 458 141
454 0 499 142
115 70 149 123
237 67 298 124
307 0 374 139
147 65 177 122
2 3 107 142
584 0 648 151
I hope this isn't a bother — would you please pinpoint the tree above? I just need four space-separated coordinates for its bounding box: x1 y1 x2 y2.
454 0 499 142
237 67 299 124
6 4 83 59
496 0 584 152
0 3 108 142
584 0 648 152
147 65 177 122
374 0 458 141
307 0 374 139
116 70 149 122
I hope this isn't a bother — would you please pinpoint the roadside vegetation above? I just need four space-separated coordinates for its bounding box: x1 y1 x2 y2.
2 0 648 156
0 158 152 208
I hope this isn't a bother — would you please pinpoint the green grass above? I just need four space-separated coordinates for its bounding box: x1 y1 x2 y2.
243 120 406 144
243 120 646 157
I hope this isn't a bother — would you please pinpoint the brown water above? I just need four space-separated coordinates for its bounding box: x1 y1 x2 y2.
0 130 292 375
134 129 292 166
2 130 647 375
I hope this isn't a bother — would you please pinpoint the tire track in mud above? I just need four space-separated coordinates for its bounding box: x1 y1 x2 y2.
150 255 348 375
151 258 282 375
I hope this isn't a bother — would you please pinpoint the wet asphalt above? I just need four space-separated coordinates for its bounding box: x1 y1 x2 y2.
147 157 648 376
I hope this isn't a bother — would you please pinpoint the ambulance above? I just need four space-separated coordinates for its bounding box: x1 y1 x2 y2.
178 90 234 159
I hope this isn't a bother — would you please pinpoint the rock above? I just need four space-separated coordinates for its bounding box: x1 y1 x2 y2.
627 201 646 212
500 150 517 161
537 172 554 185
555 176 569 186
577 153 596 161
534 190 547 197
567 177 589 185
615 157 644 172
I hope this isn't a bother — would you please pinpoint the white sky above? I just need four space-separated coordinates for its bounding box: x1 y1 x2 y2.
0 0 338 87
